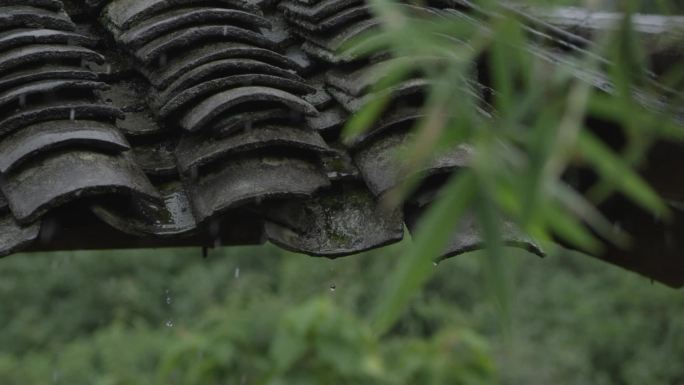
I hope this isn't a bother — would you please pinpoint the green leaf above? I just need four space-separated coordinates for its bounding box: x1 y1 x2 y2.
577 130 669 218
551 182 630 248
370 172 476 336
543 201 602 253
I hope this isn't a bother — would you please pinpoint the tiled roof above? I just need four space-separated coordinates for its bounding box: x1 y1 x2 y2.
0 0 682 287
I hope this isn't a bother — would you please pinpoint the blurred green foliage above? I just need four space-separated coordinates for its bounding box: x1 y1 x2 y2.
0 244 682 384
343 0 684 337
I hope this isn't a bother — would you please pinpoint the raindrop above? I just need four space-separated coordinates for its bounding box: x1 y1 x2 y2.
164 289 172 305
234 267 240 279
329 283 336 292
69 108 75 121
18 94 26 108
52 370 61 383
432 261 438 267
223 26 229 36
165 319 174 328
105 64 112 75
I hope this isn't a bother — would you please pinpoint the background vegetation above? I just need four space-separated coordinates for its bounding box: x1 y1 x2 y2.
0 244 683 384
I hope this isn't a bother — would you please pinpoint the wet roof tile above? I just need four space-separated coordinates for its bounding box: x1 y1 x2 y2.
90 180 198 237
0 100 124 136
265 181 404 256
0 0 681 288
0 65 97 91
278 0 363 22
353 129 472 196
0 149 159 224
0 0 63 11
148 42 300 89
178 85 318 131
0 213 41 258
134 25 277 65
185 155 330 222
157 74 313 117
0 29 97 52
0 120 129 174
0 44 104 74
0 6 76 31
175 123 332 173
405 207 544 259
103 0 262 31
117 7 271 48
153 59 306 111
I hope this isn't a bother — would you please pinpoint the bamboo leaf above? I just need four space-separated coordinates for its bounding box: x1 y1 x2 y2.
370 172 476 336
577 130 669 217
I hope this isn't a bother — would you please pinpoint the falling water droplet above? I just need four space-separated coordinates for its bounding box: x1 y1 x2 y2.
165 319 174 328
164 289 172 305
18 94 26 108
69 109 75 121
223 26 229 36
433 261 438 267
105 64 112 74
329 283 336 292
234 267 240 279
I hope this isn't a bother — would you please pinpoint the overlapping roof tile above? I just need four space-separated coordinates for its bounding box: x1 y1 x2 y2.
0 0 682 287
